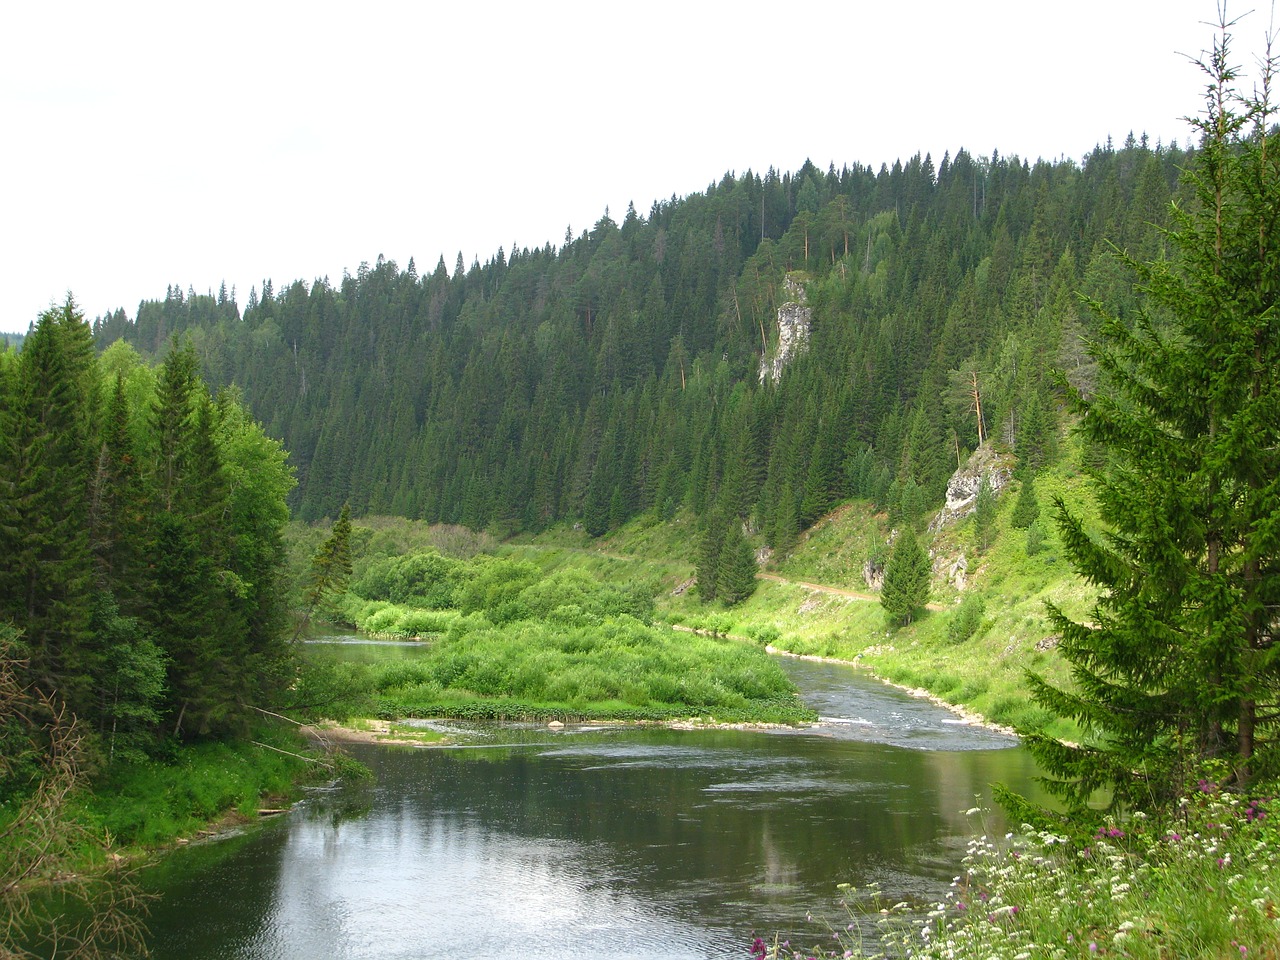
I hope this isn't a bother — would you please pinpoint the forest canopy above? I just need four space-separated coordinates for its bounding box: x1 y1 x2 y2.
92 140 1182 546
0 300 295 765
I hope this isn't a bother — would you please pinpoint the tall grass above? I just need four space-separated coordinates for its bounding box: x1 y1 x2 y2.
57 723 320 853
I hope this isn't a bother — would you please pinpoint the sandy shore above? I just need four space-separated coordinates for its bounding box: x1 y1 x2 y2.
302 720 443 746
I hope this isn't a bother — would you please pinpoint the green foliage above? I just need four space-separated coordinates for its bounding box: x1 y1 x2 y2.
717 523 759 606
80 726 318 847
363 616 813 724
284 657 377 719
99 131 1183 556
89 593 167 763
775 786 1280 960
353 549 462 609
695 513 726 601
455 556 540 624
1009 475 1040 529
946 594 986 644
1025 520 1045 556
302 503 353 625
1022 25 1280 811
880 529 930 629
0 305 296 750
302 530 807 724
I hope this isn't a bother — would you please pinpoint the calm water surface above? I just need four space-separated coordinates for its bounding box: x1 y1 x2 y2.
136 642 1041 959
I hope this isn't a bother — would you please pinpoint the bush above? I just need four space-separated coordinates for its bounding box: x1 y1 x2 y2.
747 624 781 647
946 594 986 644
394 609 455 637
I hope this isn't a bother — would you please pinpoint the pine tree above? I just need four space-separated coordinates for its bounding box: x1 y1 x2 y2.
880 528 930 628
0 299 98 717
1017 25 1280 812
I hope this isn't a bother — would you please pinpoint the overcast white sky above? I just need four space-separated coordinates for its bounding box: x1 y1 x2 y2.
2 1 1274 334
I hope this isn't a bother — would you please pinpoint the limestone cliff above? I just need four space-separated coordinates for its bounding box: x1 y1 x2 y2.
930 443 1015 531
758 275 811 384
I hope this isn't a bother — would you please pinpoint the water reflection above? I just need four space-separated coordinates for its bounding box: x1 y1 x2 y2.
141 742 1040 957
132 648 1042 960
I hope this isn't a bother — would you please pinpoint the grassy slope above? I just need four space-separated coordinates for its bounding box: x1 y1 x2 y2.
510 448 1099 742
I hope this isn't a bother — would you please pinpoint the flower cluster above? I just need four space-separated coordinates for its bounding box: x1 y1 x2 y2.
756 788 1280 959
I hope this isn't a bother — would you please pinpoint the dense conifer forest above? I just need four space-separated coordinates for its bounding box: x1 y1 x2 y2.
1 305 295 750
92 140 1184 548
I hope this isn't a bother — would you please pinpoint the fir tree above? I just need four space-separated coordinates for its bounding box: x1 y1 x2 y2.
0 299 97 717
1016 26 1280 813
880 528 930 629
1010 475 1040 529
299 503 353 635
717 523 759 606
695 513 726 601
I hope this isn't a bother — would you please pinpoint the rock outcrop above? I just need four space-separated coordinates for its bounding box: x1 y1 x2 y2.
759 275 811 384
930 443 1014 530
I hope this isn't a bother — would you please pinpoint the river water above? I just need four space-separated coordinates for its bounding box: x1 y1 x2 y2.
133 642 1041 960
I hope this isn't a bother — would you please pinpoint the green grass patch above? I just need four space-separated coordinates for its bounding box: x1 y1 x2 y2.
360 616 815 725
61 723 323 852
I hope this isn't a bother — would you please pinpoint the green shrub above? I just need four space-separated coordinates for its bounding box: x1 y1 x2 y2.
946 594 986 644
394 609 455 636
1025 521 1044 556
363 606 405 635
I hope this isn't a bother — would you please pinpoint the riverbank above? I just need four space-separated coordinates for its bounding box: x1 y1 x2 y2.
305 712 819 747
62 724 333 859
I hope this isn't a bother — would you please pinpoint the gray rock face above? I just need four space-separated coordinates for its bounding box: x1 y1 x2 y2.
931 444 1014 530
759 275 811 384
863 557 885 591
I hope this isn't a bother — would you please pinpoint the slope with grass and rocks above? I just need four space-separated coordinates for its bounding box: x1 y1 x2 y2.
567 439 1100 744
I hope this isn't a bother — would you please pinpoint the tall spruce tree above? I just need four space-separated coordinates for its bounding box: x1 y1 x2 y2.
1016 25 1280 814
0 299 98 717
717 522 759 606
880 528 930 629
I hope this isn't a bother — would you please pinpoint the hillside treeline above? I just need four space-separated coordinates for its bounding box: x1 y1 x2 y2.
94 138 1182 541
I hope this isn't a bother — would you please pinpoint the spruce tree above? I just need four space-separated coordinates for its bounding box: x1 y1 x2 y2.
1018 26 1280 812
880 528 930 629
299 503 353 634
695 513 726 602
0 299 97 717
1009 474 1040 529
717 523 759 606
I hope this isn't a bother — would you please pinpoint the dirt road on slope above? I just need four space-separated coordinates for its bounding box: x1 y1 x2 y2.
758 572 946 612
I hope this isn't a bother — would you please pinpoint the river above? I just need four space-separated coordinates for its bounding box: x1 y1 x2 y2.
132 641 1041 959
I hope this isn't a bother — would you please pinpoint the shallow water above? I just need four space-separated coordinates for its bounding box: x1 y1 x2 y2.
130 644 1039 959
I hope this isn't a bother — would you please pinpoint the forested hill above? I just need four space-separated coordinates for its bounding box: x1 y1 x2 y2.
94 140 1183 542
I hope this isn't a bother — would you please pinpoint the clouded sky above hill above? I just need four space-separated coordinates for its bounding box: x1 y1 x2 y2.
2 0 1274 333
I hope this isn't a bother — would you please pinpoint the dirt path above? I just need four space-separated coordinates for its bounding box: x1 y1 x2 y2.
758 571 947 612
507 540 947 612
